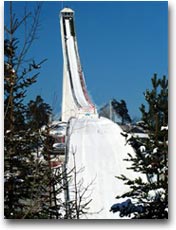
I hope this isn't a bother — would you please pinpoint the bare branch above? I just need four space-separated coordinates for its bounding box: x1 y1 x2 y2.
15 3 43 72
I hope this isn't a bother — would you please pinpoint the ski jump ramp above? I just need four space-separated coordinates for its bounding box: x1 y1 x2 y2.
60 8 143 219
60 8 96 122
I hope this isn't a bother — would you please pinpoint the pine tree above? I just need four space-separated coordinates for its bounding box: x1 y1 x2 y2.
110 74 168 219
26 95 52 130
111 99 132 124
4 2 63 219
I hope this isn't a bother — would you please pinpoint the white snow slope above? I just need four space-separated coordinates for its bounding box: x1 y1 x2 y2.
67 116 145 219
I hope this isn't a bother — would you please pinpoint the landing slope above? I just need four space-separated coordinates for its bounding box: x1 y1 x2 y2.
67 117 143 219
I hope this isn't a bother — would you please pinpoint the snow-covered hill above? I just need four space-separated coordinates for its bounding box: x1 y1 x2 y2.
66 116 145 219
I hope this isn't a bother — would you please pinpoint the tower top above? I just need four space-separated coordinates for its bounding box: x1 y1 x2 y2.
60 7 74 13
60 7 74 18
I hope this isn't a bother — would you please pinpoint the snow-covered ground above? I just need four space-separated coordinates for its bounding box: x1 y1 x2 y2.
67 116 145 219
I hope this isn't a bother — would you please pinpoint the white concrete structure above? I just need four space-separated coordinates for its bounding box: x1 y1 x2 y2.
60 8 97 122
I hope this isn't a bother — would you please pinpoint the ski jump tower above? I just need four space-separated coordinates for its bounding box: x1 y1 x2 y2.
60 8 97 122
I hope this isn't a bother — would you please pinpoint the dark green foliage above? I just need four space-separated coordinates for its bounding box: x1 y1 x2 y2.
112 74 168 219
99 99 131 123
4 2 64 219
111 99 132 124
26 95 52 130
110 199 144 217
